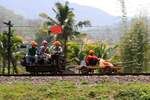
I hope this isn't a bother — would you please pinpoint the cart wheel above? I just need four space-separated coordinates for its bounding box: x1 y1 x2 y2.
81 66 89 74
103 67 112 74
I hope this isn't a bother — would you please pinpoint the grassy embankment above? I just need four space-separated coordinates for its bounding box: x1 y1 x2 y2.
0 80 150 100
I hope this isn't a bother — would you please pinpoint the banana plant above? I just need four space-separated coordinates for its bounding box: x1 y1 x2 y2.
96 42 118 60
67 41 85 65
85 42 118 60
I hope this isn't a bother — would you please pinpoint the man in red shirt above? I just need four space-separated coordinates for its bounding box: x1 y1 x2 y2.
85 50 100 66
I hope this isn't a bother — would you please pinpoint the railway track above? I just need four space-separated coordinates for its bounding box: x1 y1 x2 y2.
0 73 150 76
0 73 150 84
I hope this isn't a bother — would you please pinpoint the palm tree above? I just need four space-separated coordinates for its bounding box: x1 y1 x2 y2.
39 1 90 66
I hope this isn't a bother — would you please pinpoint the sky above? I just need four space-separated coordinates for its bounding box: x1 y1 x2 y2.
68 0 150 16
0 0 150 17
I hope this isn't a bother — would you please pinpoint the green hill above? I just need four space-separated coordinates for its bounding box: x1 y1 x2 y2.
0 6 41 41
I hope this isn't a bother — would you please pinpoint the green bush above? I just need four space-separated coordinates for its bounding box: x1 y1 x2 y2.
114 89 142 100
88 91 96 98
114 84 150 100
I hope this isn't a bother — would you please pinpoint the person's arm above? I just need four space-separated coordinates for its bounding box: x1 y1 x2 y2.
59 47 63 53
96 57 100 61
95 56 100 61
27 48 31 55
57 47 63 53
45 47 50 54
85 56 89 66
35 48 38 55
51 46 62 54
39 46 44 55
50 46 55 54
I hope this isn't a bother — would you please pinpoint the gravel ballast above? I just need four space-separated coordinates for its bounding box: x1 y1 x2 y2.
0 75 150 84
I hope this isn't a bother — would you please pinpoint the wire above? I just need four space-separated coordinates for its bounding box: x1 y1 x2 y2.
13 26 40 28
0 25 40 28
0 25 101 28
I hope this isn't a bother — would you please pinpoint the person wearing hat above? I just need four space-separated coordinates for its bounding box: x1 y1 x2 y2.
50 40 63 71
50 40 63 55
85 50 100 66
39 40 49 55
26 41 38 65
39 40 51 62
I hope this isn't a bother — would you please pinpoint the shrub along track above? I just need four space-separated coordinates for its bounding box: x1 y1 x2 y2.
0 73 150 84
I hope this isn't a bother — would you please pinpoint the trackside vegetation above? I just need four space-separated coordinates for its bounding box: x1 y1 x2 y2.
0 81 150 100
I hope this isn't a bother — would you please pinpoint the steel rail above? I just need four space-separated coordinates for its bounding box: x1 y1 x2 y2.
0 73 150 76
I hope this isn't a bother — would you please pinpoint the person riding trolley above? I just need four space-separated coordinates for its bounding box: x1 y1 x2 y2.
26 41 38 65
39 40 51 62
50 40 63 55
85 50 100 66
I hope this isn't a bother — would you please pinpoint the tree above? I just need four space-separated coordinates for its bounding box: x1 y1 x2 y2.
39 1 90 66
0 32 7 73
119 0 127 33
35 22 54 45
0 31 23 74
120 16 149 73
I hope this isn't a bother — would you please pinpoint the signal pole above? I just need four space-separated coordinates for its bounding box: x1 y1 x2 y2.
3 20 13 74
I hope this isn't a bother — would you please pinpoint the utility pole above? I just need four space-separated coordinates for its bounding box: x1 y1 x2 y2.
3 20 13 74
